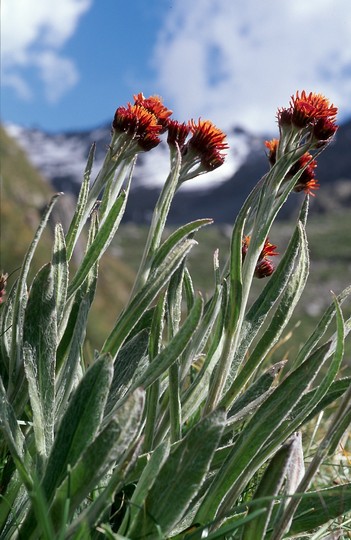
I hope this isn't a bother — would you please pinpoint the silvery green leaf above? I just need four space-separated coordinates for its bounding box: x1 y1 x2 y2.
241 433 302 540
23 263 57 459
8 193 61 398
65 142 95 260
102 237 198 358
52 223 68 326
128 409 226 537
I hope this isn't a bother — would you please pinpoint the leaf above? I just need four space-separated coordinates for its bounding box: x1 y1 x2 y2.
50 388 145 530
105 329 149 415
167 263 186 442
55 295 91 419
241 433 302 540
284 484 351 536
102 237 198 358
266 295 345 449
42 354 113 500
128 409 226 537
52 223 68 326
221 221 309 409
119 441 170 535
294 284 351 368
151 219 213 272
8 193 62 395
66 438 143 537
301 377 351 425
228 361 286 418
225 199 248 333
195 341 332 524
181 282 227 422
0 377 26 474
67 189 128 298
233 211 305 372
0 280 16 379
143 293 167 452
186 509 267 540
18 355 114 538
65 143 95 260
128 295 203 392
56 213 99 371
23 263 57 459
181 283 223 380
183 266 195 312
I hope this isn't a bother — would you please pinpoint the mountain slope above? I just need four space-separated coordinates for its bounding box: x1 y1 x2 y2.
0 126 135 348
5 119 351 224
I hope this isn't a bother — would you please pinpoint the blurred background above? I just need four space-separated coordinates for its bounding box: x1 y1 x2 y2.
1 0 351 356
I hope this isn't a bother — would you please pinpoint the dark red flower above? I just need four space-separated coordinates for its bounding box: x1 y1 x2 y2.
187 119 228 171
290 153 319 196
312 117 338 143
167 120 190 150
255 259 275 279
242 237 278 278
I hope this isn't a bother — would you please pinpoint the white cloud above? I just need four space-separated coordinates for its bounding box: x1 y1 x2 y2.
35 51 79 103
1 0 91 101
153 0 351 133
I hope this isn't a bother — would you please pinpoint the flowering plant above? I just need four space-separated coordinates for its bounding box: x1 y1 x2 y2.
0 91 350 539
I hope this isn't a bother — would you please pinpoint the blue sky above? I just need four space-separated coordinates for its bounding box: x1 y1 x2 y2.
2 0 351 134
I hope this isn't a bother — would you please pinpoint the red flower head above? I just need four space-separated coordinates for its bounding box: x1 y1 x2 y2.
167 120 190 151
133 93 173 131
113 103 163 151
290 152 320 196
255 259 275 279
277 91 338 145
242 237 278 278
178 119 228 181
290 91 337 128
312 117 338 145
260 238 279 259
188 119 228 171
265 138 279 166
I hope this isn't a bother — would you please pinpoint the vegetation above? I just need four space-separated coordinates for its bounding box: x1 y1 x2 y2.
0 92 350 539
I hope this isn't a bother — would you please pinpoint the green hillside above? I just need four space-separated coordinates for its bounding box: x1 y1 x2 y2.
0 126 135 349
0 126 53 275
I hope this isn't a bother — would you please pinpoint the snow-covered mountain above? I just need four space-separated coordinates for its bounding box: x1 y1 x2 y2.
5 121 262 193
5 118 351 223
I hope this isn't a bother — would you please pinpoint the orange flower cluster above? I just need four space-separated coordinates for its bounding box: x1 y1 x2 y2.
112 93 228 175
133 93 173 131
242 236 279 279
265 138 319 196
278 90 338 144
